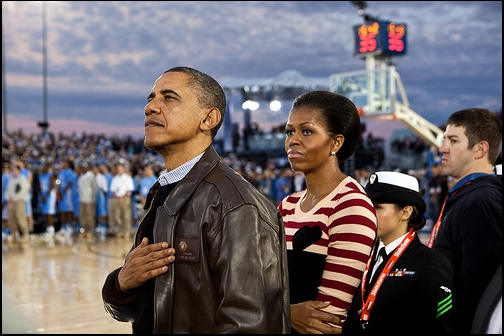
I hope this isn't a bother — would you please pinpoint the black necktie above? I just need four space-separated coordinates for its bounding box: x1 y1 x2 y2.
378 247 388 263
365 247 389 299
369 247 388 283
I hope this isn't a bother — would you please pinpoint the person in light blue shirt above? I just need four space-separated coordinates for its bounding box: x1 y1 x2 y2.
71 163 81 233
18 161 34 234
100 163 113 234
93 164 109 238
138 166 158 216
57 159 76 238
37 162 57 244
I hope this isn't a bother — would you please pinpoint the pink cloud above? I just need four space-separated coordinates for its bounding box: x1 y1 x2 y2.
5 114 411 148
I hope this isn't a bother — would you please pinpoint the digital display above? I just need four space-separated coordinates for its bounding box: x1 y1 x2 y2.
353 21 407 58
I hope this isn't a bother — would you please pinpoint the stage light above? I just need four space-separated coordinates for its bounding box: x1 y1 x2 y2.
242 100 259 111
269 99 281 111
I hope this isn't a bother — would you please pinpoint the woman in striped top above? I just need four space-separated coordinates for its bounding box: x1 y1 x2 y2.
278 90 377 334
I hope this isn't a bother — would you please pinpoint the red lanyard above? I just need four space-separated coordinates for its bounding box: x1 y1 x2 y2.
427 196 447 248
427 180 471 248
359 228 416 328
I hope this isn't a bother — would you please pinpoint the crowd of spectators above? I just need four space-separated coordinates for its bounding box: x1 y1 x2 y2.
6 126 495 245
2 129 304 245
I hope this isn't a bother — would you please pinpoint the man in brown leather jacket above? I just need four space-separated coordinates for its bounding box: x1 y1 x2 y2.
102 66 291 333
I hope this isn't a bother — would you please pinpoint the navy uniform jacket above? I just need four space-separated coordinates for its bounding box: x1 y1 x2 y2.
343 235 453 335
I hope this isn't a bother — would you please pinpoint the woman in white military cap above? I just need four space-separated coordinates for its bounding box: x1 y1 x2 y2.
343 171 454 335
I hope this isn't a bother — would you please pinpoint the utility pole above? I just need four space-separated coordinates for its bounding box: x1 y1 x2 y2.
2 19 7 134
38 1 49 136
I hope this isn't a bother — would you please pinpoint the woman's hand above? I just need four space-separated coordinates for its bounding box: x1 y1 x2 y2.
291 301 342 334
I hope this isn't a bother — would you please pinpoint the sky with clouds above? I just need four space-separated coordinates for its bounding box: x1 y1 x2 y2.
2 1 502 143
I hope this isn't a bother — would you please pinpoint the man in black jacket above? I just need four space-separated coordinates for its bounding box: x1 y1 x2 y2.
102 66 290 333
429 108 502 334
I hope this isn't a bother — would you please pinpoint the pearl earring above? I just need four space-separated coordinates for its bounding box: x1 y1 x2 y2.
331 151 336 156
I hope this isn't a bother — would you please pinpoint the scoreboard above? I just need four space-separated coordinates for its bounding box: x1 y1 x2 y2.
353 20 407 58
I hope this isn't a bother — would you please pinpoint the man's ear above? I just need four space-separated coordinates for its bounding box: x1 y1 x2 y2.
201 108 221 131
474 141 490 160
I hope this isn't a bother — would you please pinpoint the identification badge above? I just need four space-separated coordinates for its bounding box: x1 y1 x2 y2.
174 238 200 262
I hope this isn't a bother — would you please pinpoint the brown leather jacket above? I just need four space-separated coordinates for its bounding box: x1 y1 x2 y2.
102 146 291 333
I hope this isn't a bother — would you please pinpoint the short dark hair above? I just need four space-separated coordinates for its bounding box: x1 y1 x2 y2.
446 108 502 165
291 90 361 162
394 203 427 231
164 66 226 138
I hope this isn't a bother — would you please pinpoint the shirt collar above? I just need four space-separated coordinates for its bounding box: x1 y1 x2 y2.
380 232 408 256
449 172 492 196
157 152 204 186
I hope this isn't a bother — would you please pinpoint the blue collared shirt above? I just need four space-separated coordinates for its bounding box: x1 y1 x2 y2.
448 172 493 196
157 152 205 186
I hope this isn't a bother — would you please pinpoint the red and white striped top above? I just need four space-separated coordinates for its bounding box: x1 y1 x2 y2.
278 176 377 324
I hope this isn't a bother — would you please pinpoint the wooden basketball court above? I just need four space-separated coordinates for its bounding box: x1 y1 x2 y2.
2 235 134 334
2 230 433 334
